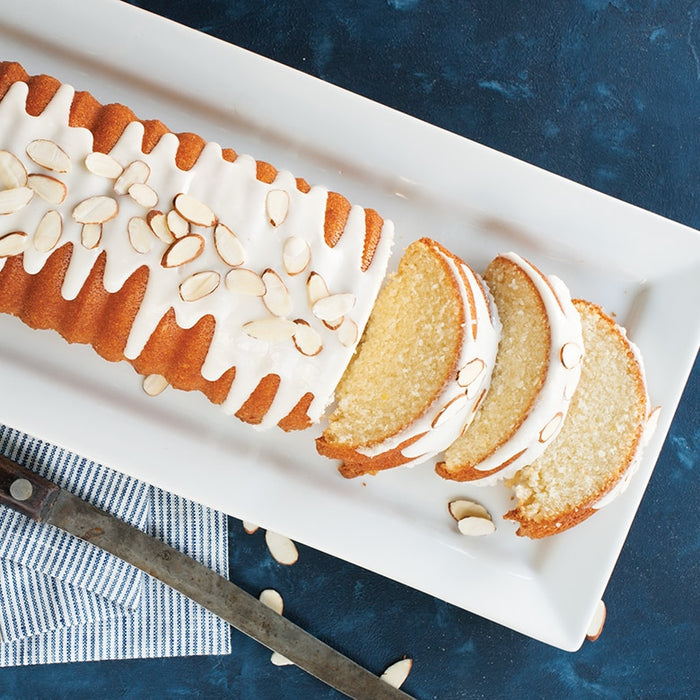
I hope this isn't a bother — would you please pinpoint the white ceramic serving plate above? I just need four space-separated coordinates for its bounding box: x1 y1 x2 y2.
1 0 698 651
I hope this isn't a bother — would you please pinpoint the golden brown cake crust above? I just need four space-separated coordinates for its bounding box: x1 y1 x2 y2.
0 60 386 430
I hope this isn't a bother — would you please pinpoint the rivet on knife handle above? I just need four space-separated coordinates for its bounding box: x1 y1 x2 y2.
0 453 60 521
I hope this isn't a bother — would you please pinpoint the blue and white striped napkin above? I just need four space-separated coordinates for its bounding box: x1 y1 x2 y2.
0 425 231 665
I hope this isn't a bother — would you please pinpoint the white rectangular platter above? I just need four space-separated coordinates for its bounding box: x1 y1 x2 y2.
1 0 699 651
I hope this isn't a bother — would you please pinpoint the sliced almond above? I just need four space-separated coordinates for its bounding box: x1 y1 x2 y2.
448 499 491 522
166 208 190 238
242 318 297 343
81 222 102 249
539 412 563 443
173 192 217 227
0 150 28 188
26 139 71 173
242 521 259 535
282 236 311 275
262 269 293 316
0 186 33 214
312 293 356 323
266 189 289 227
161 234 205 267
293 320 323 356
258 588 284 616
72 195 118 224
264 530 299 565
33 210 63 252
214 223 245 266
225 268 266 296
432 393 471 429
27 173 67 204
0 231 28 257
323 316 344 331
306 271 329 306
270 652 294 667
560 341 583 369
457 358 485 390
142 373 168 397
336 317 358 347
85 151 123 179
114 160 150 195
380 659 413 689
586 600 606 641
127 216 155 254
146 210 175 244
128 182 158 209
179 270 221 302
457 516 496 536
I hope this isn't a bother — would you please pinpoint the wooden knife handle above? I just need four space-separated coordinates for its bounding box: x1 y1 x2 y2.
0 453 60 521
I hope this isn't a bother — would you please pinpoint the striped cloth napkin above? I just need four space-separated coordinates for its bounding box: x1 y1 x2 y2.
0 425 231 665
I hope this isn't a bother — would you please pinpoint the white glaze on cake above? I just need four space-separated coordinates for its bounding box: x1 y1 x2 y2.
0 81 394 427
450 252 584 486
352 245 501 468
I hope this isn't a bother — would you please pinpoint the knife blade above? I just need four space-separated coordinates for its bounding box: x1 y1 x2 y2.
0 453 413 699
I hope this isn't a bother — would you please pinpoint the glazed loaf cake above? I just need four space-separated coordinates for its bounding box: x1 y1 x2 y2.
0 61 393 430
316 238 500 478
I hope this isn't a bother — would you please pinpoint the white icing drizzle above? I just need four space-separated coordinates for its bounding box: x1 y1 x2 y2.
467 252 584 486
354 246 501 467
0 81 394 427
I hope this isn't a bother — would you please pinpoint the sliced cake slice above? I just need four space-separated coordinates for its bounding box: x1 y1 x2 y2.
436 253 583 485
316 237 500 478
504 299 655 538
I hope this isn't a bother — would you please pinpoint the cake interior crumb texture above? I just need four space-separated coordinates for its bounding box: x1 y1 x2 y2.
508 300 647 521
323 239 462 447
443 256 549 470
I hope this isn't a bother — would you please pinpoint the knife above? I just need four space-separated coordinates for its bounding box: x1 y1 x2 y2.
0 453 412 700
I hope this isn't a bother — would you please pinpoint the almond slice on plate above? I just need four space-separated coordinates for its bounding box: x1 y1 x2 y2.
26 139 71 173
0 231 28 257
0 186 33 214
85 151 123 179
266 189 289 227
173 192 217 227
306 271 329 306
114 160 150 195
33 210 63 252
142 373 168 397
0 150 28 188
264 530 299 565
27 173 67 204
72 195 118 224
225 268 266 296
262 268 293 316
179 270 221 302
448 499 491 521
161 233 205 267
214 223 245 266
166 208 190 238
457 516 496 536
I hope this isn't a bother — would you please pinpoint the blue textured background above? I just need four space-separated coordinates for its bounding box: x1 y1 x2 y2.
1 1 698 698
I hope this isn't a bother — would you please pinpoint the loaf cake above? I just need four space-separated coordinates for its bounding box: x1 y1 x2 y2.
0 61 394 430
436 253 583 485
316 238 501 478
504 299 655 538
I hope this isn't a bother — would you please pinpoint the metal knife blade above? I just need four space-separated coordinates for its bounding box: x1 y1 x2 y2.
0 453 412 699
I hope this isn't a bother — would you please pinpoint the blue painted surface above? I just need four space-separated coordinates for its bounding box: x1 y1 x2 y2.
1 1 698 697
